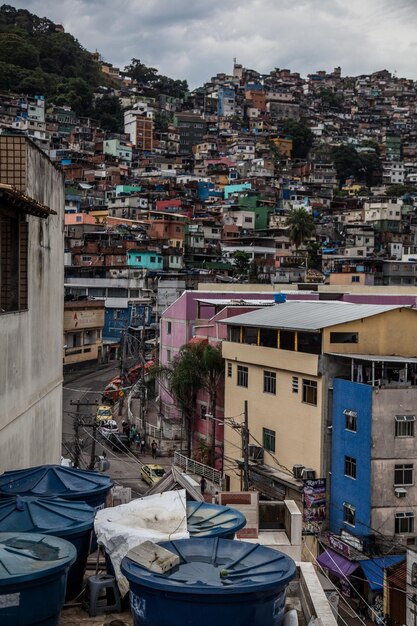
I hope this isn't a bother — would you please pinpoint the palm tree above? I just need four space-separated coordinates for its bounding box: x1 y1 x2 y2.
152 345 204 456
286 207 316 250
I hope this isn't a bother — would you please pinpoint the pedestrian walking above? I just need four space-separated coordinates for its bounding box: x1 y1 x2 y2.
140 437 146 454
135 433 141 450
151 440 158 459
200 476 207 495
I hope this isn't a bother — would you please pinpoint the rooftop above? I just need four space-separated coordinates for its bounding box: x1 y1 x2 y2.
222 300 405 331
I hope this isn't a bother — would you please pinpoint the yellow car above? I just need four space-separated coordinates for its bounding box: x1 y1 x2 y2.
140 464 166 486
96 405 113 422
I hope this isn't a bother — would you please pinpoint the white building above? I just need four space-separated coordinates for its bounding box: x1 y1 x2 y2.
0 135 64 471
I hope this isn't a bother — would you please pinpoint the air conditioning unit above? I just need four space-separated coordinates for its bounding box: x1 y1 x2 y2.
248 445 264 464
395 487 407 498
293 464 305 480
302 468 316 480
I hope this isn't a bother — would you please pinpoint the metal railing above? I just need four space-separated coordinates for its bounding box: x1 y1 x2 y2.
174 451 222 486
145 422 163 439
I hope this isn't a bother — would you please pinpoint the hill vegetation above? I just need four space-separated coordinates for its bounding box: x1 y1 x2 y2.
0 4 188 130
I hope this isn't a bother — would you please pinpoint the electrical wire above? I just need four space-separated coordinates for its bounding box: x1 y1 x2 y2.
303 542 365 626
81 428 145 469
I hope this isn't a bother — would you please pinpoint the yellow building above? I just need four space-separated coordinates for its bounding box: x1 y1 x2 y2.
64 299 105 368
222 300 417 496
272 137 293 159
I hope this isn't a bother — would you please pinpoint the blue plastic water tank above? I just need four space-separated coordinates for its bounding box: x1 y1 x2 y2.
0 532 76 626
273 294 287 304
0 464 113 510
187 501 246 539
121 537 296 626
0 496 95 601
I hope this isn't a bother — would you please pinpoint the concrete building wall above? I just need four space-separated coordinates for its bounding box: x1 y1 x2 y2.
371 387 417 539
222 341 322 491
0 136 64 471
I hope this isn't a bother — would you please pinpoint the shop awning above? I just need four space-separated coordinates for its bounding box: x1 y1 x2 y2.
317 548 359 578
358 555 405 592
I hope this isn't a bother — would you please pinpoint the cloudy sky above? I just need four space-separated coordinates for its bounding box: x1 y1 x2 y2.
9 0 417 88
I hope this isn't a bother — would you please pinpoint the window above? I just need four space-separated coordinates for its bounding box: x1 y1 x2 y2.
344 409 357 432
263 371 276 395
259 328 277 348
0 210 28 312
82 255 92 262
237 365 248 388
167 349 171 363
263 428 276 452
345 456 357 479
200 404 207 420
395 415 415 437
167 321 172 335
302 379 317 405
394 464 413 486
330 332 359 344
150 256 156 263
351 276 360 283
135 255 142 262
227 363 232 378
343 503 356 526
243 326 258 345
395 512 414 534
292 377 299 393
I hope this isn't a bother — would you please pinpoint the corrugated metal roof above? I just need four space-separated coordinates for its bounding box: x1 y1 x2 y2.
328 352 417 363
222 301 404 331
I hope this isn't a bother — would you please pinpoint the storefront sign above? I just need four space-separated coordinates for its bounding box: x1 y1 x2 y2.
328 533 352 558
303 478 326 522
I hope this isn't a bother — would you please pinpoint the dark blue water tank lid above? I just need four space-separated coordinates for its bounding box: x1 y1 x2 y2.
0 465 112 499
0 496 95 536
187 502 246 537
0 532 76 585
121 537 296 594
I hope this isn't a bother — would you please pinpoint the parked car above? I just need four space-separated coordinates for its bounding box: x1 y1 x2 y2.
106 432 131 453
140 464 166 486
96 405 113 422
99 419 119 438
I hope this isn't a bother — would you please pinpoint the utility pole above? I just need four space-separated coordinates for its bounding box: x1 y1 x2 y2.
88 419 98 471
138 307 147 431
242 400 249 491
72 400 81 468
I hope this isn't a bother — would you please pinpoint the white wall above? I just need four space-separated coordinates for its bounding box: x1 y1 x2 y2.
0 138 64 471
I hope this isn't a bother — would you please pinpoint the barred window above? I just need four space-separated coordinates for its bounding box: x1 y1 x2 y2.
227 362 232 378
0 209 28 313
237 365 248 388
263 428 276 452
344 409 357 432
292 376 299 393
263 371 276 395
395 415 415 437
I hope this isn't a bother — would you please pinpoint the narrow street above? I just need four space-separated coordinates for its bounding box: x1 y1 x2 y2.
62 364 171 499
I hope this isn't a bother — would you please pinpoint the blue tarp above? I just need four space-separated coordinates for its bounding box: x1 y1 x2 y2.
358 555 405 591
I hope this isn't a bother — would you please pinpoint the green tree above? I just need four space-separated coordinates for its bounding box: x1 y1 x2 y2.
232 250 251 276
385 184 417 198
0 33 39 68
124 58 158 85
331 144 382 187
93 94 124 133
286 207 316 250
152 345 204 456
198 343 224 467
281 119 314 159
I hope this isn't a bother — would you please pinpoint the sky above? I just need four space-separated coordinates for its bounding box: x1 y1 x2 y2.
8 0 417 88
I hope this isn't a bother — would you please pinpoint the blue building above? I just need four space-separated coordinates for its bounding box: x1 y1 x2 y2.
217 87 235 117
330 379 372 539
103 302 153 341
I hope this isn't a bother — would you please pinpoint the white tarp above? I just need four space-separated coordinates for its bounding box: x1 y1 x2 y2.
94 490 189 596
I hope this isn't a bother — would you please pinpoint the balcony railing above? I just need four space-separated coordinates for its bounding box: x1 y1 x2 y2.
174 451 222 485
